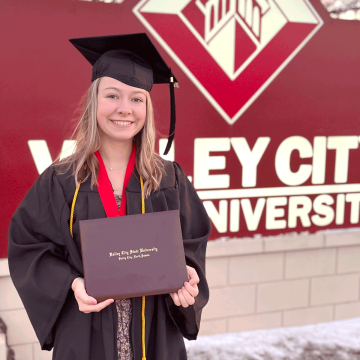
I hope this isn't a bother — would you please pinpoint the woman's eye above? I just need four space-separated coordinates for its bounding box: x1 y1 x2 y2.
107 94 117 99
132 98 143 103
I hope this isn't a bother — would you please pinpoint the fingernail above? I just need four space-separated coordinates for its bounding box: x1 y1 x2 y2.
178 289 181 294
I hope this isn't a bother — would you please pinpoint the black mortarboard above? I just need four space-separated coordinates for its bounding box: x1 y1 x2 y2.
69 33 177 155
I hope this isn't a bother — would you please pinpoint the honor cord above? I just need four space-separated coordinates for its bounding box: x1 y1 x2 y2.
70 170 146 360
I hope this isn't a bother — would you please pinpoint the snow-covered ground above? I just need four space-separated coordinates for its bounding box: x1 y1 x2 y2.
185 317 360 360
320 0 360 20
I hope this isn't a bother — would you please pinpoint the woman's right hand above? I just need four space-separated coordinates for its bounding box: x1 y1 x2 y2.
71 277 114 313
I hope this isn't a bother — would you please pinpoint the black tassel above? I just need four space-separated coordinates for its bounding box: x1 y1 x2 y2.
163 74 176 156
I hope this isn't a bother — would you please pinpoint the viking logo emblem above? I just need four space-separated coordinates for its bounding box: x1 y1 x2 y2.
134 0 323 124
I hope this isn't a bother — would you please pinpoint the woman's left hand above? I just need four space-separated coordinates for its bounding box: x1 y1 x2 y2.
170 265 199 308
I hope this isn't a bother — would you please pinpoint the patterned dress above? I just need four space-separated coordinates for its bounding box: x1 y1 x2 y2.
114 193 133 360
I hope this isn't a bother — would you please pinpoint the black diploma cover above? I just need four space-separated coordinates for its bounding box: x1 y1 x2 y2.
79 210 188 301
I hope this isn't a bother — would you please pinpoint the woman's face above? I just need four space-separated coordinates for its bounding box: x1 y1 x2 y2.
97 77 147 143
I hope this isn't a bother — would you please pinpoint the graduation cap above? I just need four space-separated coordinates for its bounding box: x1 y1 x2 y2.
69 33 177 155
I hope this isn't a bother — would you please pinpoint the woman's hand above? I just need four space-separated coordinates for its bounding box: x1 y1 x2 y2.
170 265 199 308
71 277 114 313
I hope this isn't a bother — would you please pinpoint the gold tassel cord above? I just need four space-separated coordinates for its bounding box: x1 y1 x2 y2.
70 165 87 238
70 180 81 238
70 168 146 360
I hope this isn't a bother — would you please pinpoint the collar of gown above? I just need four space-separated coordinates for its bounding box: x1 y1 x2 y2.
94 142 136 217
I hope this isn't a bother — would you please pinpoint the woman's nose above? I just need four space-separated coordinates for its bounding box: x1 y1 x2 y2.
117 102 132 116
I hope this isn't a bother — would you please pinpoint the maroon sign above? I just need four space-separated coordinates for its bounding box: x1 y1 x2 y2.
134 0 323 123
0 0 359 258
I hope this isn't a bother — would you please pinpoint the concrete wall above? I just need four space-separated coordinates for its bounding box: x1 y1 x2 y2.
200 230 360 335
1 230 360 358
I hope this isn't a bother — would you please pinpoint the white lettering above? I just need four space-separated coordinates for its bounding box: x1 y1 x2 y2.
230 199 240 232
312 136 326 184
29 139 76 174
202 192 360 233
203 200 228 233
335 194 345 225
328 136 358 183
28 140 53 174
288 196 312 228
275 136 312 186
345 193 360 224
194 138 230 189
266 197 287 230
241 198 266 231
311 194 334 226
231 137 270 187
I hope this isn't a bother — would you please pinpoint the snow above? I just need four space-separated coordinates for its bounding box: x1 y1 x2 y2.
320 0 360 20
185 317 360 360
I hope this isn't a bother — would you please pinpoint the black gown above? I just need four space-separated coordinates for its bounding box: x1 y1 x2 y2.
8 160 210 360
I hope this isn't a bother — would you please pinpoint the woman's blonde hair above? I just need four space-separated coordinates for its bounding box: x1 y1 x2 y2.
57 77 164 197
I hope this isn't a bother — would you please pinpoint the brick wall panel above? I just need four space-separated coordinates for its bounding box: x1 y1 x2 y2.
0 277 23 311
229 253 283 285
257 279 309 312
311 274 360 306
335 302 360 320
198 319 227 336
0 260 9 277
206 258 228 287
325 232 360 247
202 285 255 320
228 312 282 332
285 248 336 279
337 246 360 273
283 306 333 327
264 234 324 252
206 239 262 258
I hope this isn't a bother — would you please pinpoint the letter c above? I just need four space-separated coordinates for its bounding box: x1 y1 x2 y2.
275 136 312 186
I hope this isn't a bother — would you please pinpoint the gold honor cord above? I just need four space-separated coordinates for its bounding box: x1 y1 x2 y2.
70 171 147 360
70 181 81 238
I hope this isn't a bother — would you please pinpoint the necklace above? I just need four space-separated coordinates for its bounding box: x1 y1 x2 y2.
104 164 126 171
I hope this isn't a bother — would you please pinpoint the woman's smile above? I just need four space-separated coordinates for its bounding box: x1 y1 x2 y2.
110 119 134 126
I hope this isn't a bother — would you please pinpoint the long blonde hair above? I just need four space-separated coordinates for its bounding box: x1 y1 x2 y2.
57 77 164 197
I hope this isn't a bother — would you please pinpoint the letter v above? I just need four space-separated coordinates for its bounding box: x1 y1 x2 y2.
241 198 266 231
28 140 76 174
28 140 53 174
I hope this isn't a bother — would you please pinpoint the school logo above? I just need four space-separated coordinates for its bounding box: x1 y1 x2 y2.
133 0 323 124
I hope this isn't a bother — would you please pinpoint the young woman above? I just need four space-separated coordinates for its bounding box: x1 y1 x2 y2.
8 33 210 360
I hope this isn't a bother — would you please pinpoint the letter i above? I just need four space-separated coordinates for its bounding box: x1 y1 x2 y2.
336 194 345 225
312 137 326 184
230 199 240 232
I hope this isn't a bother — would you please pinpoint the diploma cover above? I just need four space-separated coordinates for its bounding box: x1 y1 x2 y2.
79 210 188 301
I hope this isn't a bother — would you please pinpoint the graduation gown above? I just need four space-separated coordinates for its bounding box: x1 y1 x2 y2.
8 160 210 360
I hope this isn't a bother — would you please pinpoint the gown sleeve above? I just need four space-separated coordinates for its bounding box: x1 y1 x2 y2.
165 162 211 341
8 165 80 350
